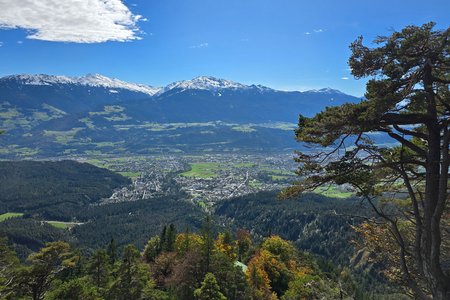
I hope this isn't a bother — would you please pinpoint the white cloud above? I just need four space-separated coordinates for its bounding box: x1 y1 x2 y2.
189 42 209 49
341 77 349 80
0 0 144 43
305 29 325 36
0 41 3 47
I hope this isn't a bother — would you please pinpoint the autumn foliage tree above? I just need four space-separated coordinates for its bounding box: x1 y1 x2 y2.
285 22 450 299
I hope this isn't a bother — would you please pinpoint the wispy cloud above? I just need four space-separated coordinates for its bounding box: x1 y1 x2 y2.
0 0 144 43
0 41 3 47
305 29 325 36
189 42 209 49
341 77 349 80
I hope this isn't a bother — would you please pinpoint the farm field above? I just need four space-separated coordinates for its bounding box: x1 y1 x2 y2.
180 162 220 178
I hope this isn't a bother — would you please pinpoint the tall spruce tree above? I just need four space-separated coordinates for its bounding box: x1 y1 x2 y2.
284 22 450 299
201 216 214 273
107 238 117 265
194 273 226 300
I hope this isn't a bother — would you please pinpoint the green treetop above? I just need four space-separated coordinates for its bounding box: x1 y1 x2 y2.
285 22 450 299
194 273 227 300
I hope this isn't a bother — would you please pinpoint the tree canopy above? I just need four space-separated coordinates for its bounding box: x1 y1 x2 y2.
286 22 450 299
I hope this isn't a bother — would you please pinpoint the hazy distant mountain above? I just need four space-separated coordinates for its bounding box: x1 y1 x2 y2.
129 76 359 123
2 73 161 95
0 74 160 114
0 73 364 157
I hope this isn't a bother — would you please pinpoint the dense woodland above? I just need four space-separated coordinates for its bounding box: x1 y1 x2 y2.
0 160 407 298
216 191 368 263
0 222 405 300
0 160 130 221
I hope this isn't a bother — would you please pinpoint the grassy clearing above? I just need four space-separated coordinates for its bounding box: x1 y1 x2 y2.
315 186 354 199
95 142 123 148
0 108 21 119
262 168 295 176
270 175 290 181
42 103 67 116
105 115 131 122
43 127 84 144
248 180 263 188
235 162 256 168
46 221 81 229
89 105 125 116
117 171 141 179
0 212 24 222
79 117 96 129
180 163 220 178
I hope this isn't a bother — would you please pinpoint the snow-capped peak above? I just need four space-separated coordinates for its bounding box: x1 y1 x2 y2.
1 74 161 96
158 76 273 95
161 76 246 93
1 74 348 97
304 87 344 94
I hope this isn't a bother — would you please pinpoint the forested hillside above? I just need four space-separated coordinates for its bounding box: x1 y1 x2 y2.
0 160 130 220
1 224 399 300
216 191 369 264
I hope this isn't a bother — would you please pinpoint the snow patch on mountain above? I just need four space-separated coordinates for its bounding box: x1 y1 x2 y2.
158 76 274 95
304 87 345 95
1 74 161 96
1 74 352 97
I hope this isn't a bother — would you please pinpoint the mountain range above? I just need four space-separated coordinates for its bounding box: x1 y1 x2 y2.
0 74 363 158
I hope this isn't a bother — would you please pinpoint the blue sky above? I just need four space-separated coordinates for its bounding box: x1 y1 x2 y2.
0 0 449 96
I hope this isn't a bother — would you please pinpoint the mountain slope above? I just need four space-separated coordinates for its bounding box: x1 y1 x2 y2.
125 85 358 123
0 74 364 157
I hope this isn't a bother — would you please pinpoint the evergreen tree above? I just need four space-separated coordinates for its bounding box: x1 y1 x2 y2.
286 22 450 299
0 237 20 298
107 238 117 265
159 226 168 252
45 277 100 300
16 241 74 300
180 226 191 256
110 244 161 299
143 236 161 263
200 216 214 273
88 249 110 289
194 273 226 300
166 223 177 252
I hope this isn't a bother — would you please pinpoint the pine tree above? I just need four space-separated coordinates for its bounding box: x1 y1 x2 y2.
16 241 74 300
143 236 161 263
88 249 110 289
0 237 20 298
286 22 450 299
201 216 214 273
108 244 154 300
166 223 177 252
194 273 226 300
107 238 117 265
